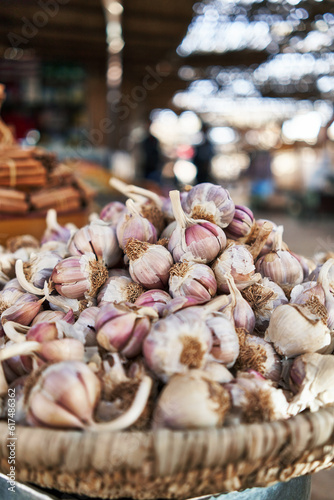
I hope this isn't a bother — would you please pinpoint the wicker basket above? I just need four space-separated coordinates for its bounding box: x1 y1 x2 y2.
1 405 334 499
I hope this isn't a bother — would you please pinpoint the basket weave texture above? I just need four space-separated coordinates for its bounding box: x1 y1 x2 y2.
1 406 334 499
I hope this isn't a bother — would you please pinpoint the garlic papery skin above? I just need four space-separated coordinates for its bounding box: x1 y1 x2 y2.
241 278 288 332
116 199 157 250
224 371 289 424
31 309 75 326
125 238 173 290
74 306 100 346
1 294 44 326
51 254 108 300
40 209 73 245
183 183 235 229
212 244 260 293
224 205 255 241
26 361 101 428
206 312 239 368
23 251 62 288
203 362 234 383
68 219 121 268
287 353 334 416
160 221 177 240
317 258 334 331
255 226 303 292
265 303 331 358
290 281 326 306
256 219 278 256
97 275 144 306
0 337 85 364
235 330 282 383
96 303 156 358
161 295 207 316
168 190 226 264
168 261 217 302
134 290 172 317
143 310 212 382
153 370 231 430
100 201 127 225
0 287 24 316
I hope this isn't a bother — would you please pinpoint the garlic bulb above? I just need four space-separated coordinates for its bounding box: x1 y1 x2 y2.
1 294 44 326
265 303 331 358
73 306 100 346
51 254 108 300
212 244 260 293
22 251 62 288
125 238 173 289
153 370 231 429
100 201 127 225
224 371 289 424
97 275 144 306
255 226 303 293
169 261 217 301
40 209 73 245
168 190 226 264
316 258 334 331
31 309 75 326
183 183 235 228
235 330 282 382
116 199 157 249
206 311 239 367
134 290 172 316
68 219 121 268
220 273 255 334
0 287 24 316
143 309 212 382
242 278 288 332
287 353 334 415
26 361 101 428
224 205 255 241
256 219 277 256
96 303 157 358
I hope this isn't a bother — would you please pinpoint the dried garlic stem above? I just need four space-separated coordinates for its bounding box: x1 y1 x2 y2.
169 190 189 229
126 184 163 208
272 225 284 252
15 260 45 296
248 222 273 259
202 294 231 313
110 178 145 204
90 375 152 432
46 209 61 232
0 341 41 361
3 321 29 343
126 199 144 217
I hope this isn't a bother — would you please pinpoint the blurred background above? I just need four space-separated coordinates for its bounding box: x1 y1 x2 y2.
0 1 334 498
1 0 334 227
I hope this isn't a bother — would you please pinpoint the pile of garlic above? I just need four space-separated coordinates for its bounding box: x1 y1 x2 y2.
1 180 334 432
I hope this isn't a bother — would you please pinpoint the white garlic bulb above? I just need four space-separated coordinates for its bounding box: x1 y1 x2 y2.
265 303 331 358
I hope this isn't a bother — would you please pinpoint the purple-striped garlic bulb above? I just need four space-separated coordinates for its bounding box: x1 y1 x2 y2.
224 371 289 424
40 209 73 245
97 275 144 306
116 199 157 249
168 190 226 264
96 303 157 358
143 308 212 382
74 306 100 346
153 370 231 429
255 226 303 294
206 312 239 368
125 238 173 289
51 254 108 300
134 290 172 317
68 219 121 268
224 205 255 241
242 278 288 332
235 330 282 382
219 273 255 334
21 251 62 289
183 183 235 228
168 261 217 302
100 201 127 225
287 353 334 416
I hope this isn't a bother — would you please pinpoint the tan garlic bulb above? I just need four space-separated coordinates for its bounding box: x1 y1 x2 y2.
255 226 303 293
265 303 331 358
153 370 231 429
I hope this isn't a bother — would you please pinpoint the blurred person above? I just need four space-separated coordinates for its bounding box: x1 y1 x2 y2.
139 119 163 185
193 122 214 184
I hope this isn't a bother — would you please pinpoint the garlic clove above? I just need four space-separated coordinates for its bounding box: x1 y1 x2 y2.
31 310 67 326
116 199 157 249
97 275 144 306
153 370 231 429
1 294 44 326
26 322 59 342
27 391 86 429
224 205 255 241
206 312 239 368
134 290 172 317
40 209 73 245
203 362 234 383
